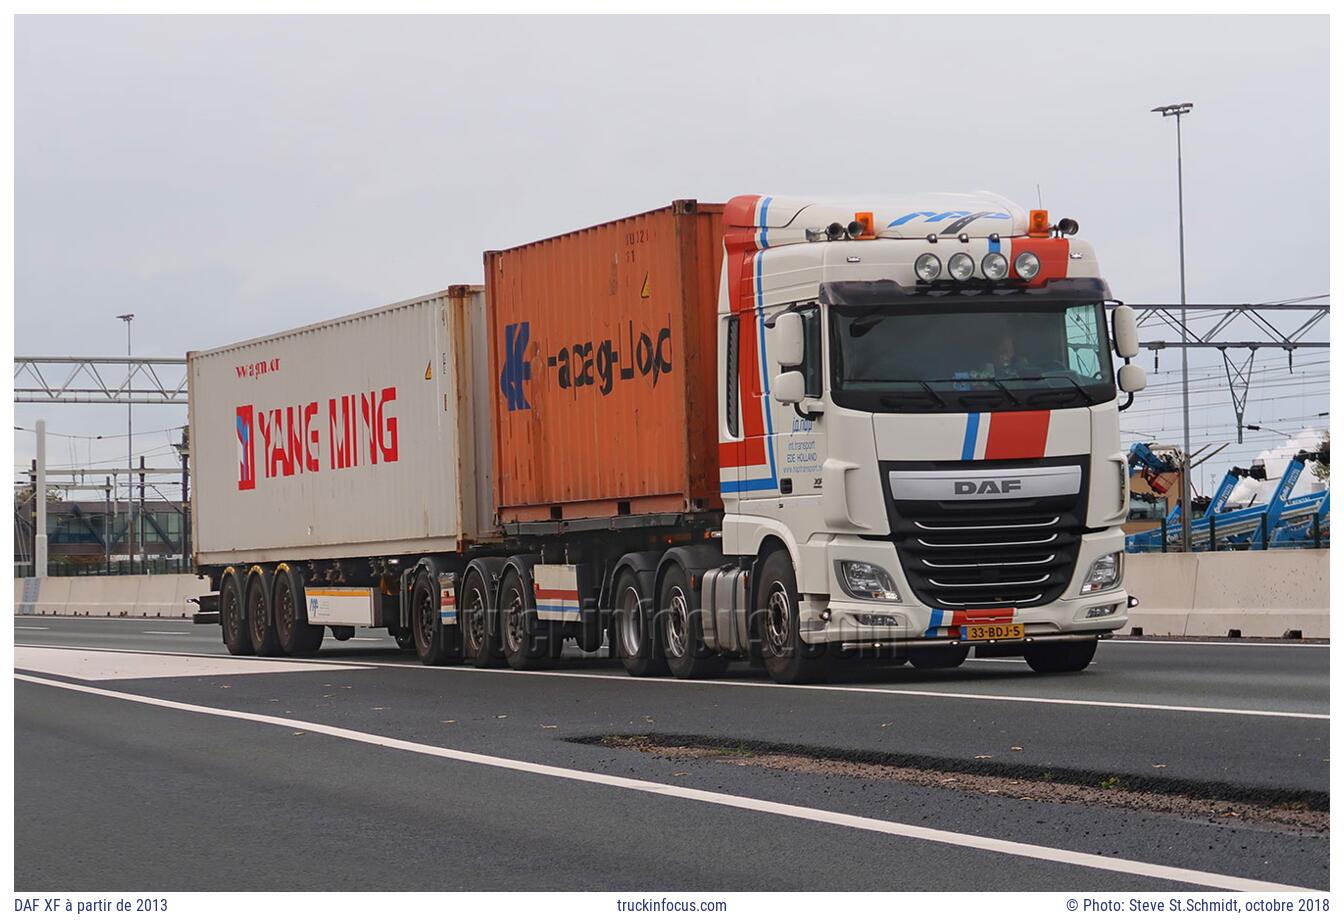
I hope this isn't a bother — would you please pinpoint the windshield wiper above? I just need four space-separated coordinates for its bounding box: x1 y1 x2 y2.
1018 374 1093 405
880 381 948 409
985 378 1024 407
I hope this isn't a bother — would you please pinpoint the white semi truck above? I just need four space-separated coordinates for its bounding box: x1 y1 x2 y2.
191 194 1145 683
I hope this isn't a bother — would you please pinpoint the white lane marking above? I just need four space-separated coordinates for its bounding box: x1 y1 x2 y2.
14 673 1312 892
15 626 49 630
15 643 1327 720
349 638 386 642
14 647 368 682
142 630 190 635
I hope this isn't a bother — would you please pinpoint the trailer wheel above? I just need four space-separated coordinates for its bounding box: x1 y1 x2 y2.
498 567 557 670
757 550 827 685
459 566 504 668
274 566 323 657
411 569 459 666
330 626 354 641
907 646 969 670
659 563 727 680
1024 638 1098 674
614 567 669 677
220 569 253 656
245 567 282 657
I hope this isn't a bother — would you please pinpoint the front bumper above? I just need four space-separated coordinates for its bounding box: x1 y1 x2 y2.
800 531 1128 647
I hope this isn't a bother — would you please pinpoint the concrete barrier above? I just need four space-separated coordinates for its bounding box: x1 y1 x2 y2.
13 574 211 619
1126 549 1329 639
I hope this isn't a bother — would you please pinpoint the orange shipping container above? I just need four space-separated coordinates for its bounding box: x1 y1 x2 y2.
486 200 725 524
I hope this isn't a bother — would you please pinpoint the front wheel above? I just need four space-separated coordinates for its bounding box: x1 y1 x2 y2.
1024 639 1098 673
757 550 828 685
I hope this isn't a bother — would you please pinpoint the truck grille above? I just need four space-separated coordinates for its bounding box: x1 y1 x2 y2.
880 459 1089 610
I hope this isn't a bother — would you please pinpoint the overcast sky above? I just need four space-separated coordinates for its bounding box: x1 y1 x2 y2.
13 14 1330 496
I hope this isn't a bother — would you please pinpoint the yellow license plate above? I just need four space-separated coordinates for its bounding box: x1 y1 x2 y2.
961 623 1025 641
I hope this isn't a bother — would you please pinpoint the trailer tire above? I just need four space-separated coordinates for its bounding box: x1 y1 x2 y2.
330 626 354 641
460 565 504 669
659 562 727 680
274 566 323 657
498 567 558 670
907 646 969 670
1024 638 1098 674
614 567 669 677
220 569 252 656
245 566 282 657
757 549 828 685
411 569 459 666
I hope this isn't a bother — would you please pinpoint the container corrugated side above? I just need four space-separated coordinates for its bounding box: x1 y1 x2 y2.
486 200 724 523
189 287 493 565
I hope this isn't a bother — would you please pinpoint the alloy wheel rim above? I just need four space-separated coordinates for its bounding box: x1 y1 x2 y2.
765 582 792 656
415 586 434 650
665 586 690 659
503 589 525 654
619 585 643 654
465 586 487 652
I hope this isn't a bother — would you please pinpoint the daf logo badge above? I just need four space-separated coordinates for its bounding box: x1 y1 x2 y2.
953 479 1023 496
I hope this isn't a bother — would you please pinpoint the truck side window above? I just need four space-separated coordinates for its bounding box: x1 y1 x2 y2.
799 306 822 398
725 315 739 438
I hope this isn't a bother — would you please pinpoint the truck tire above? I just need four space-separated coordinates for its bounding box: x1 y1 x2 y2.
1024 639 1098 674
394 630 416 651
220 569 253 656
274 566 323 657
411 569 460 666
498 567 557 670
460 564 504 668
757 550 828 685
907 646 969 670
614 567 669 677
330 626 354 641
659 562 727 680
245 566 282 657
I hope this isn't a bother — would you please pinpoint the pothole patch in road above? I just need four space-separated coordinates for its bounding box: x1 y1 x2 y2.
577 733 1327 835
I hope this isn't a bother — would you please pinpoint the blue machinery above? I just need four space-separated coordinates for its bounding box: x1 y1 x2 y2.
1126 442 1329 552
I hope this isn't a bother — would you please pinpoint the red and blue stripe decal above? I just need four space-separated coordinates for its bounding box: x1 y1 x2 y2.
535 587 581 619
720 195 779 495
925 607 1015 638
960 410 1051 461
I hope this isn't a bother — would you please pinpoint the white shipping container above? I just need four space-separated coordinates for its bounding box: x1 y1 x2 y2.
189 286 494 565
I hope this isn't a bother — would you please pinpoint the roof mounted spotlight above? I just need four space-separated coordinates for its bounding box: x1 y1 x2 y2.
846 220 867 240
805 227 827 242
826 222 847 241
1056 217 1079 236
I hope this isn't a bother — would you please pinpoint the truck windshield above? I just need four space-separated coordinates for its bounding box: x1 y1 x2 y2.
829 301 1116 413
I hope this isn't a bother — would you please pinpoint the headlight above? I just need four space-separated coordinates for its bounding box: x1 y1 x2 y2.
981 252 1008 280
837 561 902 602
1014 251 1041 280
948 252 975 281
1081 551 1123 594
914 253 941 282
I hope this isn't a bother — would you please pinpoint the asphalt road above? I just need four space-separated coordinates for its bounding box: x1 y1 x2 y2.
14 616 1330 892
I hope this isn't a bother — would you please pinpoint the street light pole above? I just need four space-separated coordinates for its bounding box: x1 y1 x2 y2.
1152 102 1195 552
117 313 135 573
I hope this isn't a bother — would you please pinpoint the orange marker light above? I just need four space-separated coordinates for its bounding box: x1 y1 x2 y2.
853 211 876 239
1028 209 1051 238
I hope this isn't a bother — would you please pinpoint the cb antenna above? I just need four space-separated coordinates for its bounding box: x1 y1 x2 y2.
1036 184 1044 209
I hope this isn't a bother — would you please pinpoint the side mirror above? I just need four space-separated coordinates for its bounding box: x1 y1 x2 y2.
1112 305 1139 359
766 312 805 367
773 370 805 404
1118 363 1147 393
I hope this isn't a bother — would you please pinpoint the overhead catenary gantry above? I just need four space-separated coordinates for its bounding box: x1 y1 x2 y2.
13 356 188 404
